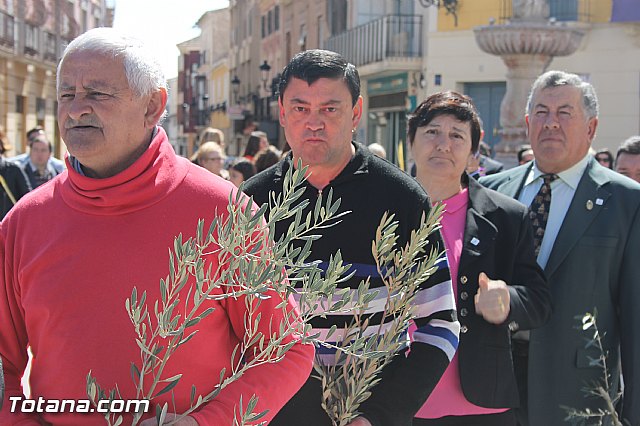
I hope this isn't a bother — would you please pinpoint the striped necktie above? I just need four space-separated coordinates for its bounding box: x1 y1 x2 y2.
529 174 558 256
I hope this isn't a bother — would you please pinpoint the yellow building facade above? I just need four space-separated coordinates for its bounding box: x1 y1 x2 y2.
424 0 639 153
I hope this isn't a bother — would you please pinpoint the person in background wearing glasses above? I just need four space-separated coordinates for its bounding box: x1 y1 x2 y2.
192 141 229 179
594 148 614 169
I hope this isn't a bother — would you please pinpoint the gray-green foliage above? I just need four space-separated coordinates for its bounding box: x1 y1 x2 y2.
316 206 444 426
563 311 625 426
86 162 444 425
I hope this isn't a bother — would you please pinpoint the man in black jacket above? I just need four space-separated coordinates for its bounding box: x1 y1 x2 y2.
243 49 460 426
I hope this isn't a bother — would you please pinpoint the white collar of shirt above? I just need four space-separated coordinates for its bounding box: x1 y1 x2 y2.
524 153 591 190
26 157 38 173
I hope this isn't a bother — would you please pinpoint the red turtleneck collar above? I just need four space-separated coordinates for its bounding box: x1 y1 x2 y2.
61 127 189 215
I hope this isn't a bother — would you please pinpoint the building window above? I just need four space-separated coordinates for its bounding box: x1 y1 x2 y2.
317 15 324 47
261 15 266 38
268 10 273 35
285 31 291 62
299 24 307 51
275 6 280 31
44 32 56 62
549 0 578 21
36 98 46 120
25 23 39 55
82 9 87 33
62 14 70 37
328 0 347 35
0 12 13 47
16 95 24 114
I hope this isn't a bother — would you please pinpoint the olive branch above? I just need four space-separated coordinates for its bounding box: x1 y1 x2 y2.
562 310 627 426
316 205 445 426
86 162 444 426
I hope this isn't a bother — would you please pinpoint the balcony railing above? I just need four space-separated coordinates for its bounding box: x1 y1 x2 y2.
324 15 422 67
499 0 592 24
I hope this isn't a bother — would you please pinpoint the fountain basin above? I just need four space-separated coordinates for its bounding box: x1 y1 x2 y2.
474 23 586 57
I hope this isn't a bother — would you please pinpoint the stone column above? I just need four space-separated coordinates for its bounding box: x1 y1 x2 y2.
500 54 552 150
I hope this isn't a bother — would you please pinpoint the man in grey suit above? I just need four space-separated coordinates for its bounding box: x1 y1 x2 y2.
481 71 640 426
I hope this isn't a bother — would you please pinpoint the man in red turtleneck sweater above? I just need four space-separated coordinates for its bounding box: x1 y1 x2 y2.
0 28 313 426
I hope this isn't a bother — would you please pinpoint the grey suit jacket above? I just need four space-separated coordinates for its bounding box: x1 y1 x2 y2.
481 158 640 426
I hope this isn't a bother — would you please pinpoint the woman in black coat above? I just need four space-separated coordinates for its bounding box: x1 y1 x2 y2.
408 91 551 425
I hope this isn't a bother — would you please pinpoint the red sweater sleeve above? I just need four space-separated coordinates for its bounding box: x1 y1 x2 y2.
0 234 42 425
189 292 314 425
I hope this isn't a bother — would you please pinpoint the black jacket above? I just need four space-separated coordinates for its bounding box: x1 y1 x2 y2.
455 176 550 408
0 159 31 220
244 143 456 426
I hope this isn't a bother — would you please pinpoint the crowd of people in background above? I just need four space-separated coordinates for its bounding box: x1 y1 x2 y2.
1 109 638 222
188 127 283 188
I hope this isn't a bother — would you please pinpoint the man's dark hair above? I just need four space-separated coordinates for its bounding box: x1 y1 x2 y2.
517 144 533 163
244 134 263 158
26 127 53 152
616 136 640 164
29 136 53 153
278 49 360 106
407 91 481 154
230 158 256 181
26 126 44 142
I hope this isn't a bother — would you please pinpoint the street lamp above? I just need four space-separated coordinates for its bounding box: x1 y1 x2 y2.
231 75 240 103
259 60 271 90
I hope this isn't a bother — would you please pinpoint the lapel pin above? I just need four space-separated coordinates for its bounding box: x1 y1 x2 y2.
470 237 480 246
596 198 604 205
586 200 594 210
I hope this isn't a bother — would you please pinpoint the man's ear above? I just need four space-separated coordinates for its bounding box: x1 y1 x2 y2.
587 116 598 142
352 96 363 128
278 97 286 127
144 88 168 127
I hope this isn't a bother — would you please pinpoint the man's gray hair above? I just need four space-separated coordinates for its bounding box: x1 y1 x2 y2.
56 27 167 99
526 70 599 119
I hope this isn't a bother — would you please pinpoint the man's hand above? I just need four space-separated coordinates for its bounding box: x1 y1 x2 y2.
346 417 372 426
139 414 198 426
474 272 510 324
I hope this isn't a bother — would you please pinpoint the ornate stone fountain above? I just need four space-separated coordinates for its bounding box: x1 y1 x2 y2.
474 0 586 151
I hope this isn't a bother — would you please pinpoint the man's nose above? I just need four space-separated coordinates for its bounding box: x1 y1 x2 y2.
65 94 92 120
543 113 560 129
305 111 324 132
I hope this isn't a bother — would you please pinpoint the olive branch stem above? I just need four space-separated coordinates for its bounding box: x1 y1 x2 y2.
562 310 625 426
86 162 406 425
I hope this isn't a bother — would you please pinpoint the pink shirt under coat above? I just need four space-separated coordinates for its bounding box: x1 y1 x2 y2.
415 187 507 418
